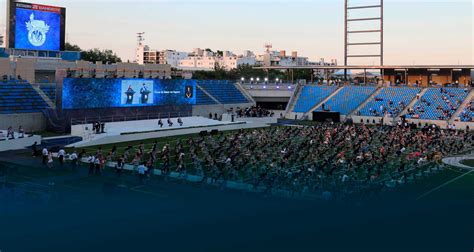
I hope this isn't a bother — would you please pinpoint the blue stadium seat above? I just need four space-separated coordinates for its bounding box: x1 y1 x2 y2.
40 85 57 101
359 87 421 117
459 99 473 122
316 86 377 115
197 80 250 104
196 87 217 105
293 85 338 113
405 88 469 120
0 81 49 114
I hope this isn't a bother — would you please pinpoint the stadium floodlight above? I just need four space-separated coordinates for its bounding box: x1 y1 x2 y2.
276 86 280 89
250 77 254 81
256 78 260 82
241 77 245 81
288 86 292 89
276 78 279 82
264 77 268 82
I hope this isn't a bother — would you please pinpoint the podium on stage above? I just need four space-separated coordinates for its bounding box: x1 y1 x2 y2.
140 89 151 104
125 89 135 104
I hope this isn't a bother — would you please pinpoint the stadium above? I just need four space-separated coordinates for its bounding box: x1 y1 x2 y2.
0 0 473 251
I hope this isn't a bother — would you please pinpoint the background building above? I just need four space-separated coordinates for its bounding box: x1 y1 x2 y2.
135 42 336 71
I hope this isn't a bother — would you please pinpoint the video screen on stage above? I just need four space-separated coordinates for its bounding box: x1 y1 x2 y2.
62 78 196 109
7 1 66 51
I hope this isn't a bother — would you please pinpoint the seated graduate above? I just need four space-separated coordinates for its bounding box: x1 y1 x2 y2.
167 117 173 127
178 117 183 126
158 118 163 128
18 125 25 138
7 127 14 139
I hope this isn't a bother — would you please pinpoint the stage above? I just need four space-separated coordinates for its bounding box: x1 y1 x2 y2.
68 116 276 148
0 131 41 152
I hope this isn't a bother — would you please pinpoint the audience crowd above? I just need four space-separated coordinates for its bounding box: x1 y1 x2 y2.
235 106 274 118
40 122 473 198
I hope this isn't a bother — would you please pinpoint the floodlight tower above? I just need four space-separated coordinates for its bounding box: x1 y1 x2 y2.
137 32 145 45
264 43 273 53
135 32 146 64
344 0 384 78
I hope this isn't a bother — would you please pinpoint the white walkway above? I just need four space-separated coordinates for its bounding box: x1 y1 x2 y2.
68 116 276 148
442 155 474 170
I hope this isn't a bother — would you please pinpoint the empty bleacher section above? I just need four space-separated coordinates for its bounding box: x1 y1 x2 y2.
196 87 217 105
39 84 56 101
197 80 250 104
458 99 473 122
293 85 338 113
316 86 377 115
358 87 421 117
0 80 49 114
406 88 469 120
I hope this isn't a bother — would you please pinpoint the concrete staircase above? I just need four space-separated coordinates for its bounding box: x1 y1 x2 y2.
449 89 474 123
396 88 428 120
196 84 222 105
31 84 56 109
283 84 303 119
349 87 383 116
303 86 344 118
234 82 256 105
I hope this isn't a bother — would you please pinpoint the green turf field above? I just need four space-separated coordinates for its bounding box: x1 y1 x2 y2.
460 159 474 167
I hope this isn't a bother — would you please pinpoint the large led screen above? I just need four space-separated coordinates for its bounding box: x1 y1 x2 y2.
62 78 196 109
8 1 66 51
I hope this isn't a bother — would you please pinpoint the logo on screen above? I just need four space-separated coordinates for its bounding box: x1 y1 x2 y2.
26 13 50 47
185 86 193 99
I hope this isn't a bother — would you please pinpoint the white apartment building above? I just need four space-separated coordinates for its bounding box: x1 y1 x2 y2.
178 49 217 71
158 50 188 68
178 49 256 71
220 51 256 70
135 44 336 71
135 44 187 68
256 50 310 67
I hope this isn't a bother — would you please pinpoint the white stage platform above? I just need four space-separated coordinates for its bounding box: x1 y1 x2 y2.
67 116 277 148
0 130 41 152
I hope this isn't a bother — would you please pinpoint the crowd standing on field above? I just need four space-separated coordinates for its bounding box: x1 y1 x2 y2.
36 122 473 197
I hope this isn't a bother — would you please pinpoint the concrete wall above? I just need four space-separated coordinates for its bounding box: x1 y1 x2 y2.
15 58 36 83
246 89 293 99
0 113 47 132
0 57 173 81
0 58 13 77
192 103 254 118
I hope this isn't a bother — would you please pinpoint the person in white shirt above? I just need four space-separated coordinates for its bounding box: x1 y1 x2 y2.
94 156 101 175
58 149 66 166
70 151 78 171
137 163 147 184
47 152 54 169
88 155 95 175
42 148 49 165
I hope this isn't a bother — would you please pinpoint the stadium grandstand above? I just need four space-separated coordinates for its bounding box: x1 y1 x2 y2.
1 0 474 251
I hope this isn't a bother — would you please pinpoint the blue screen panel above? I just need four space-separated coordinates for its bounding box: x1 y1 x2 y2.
15 8 61 51
62 78 196 109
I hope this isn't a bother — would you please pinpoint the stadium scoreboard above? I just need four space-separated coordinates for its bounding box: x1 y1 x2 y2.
6 0 66 51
